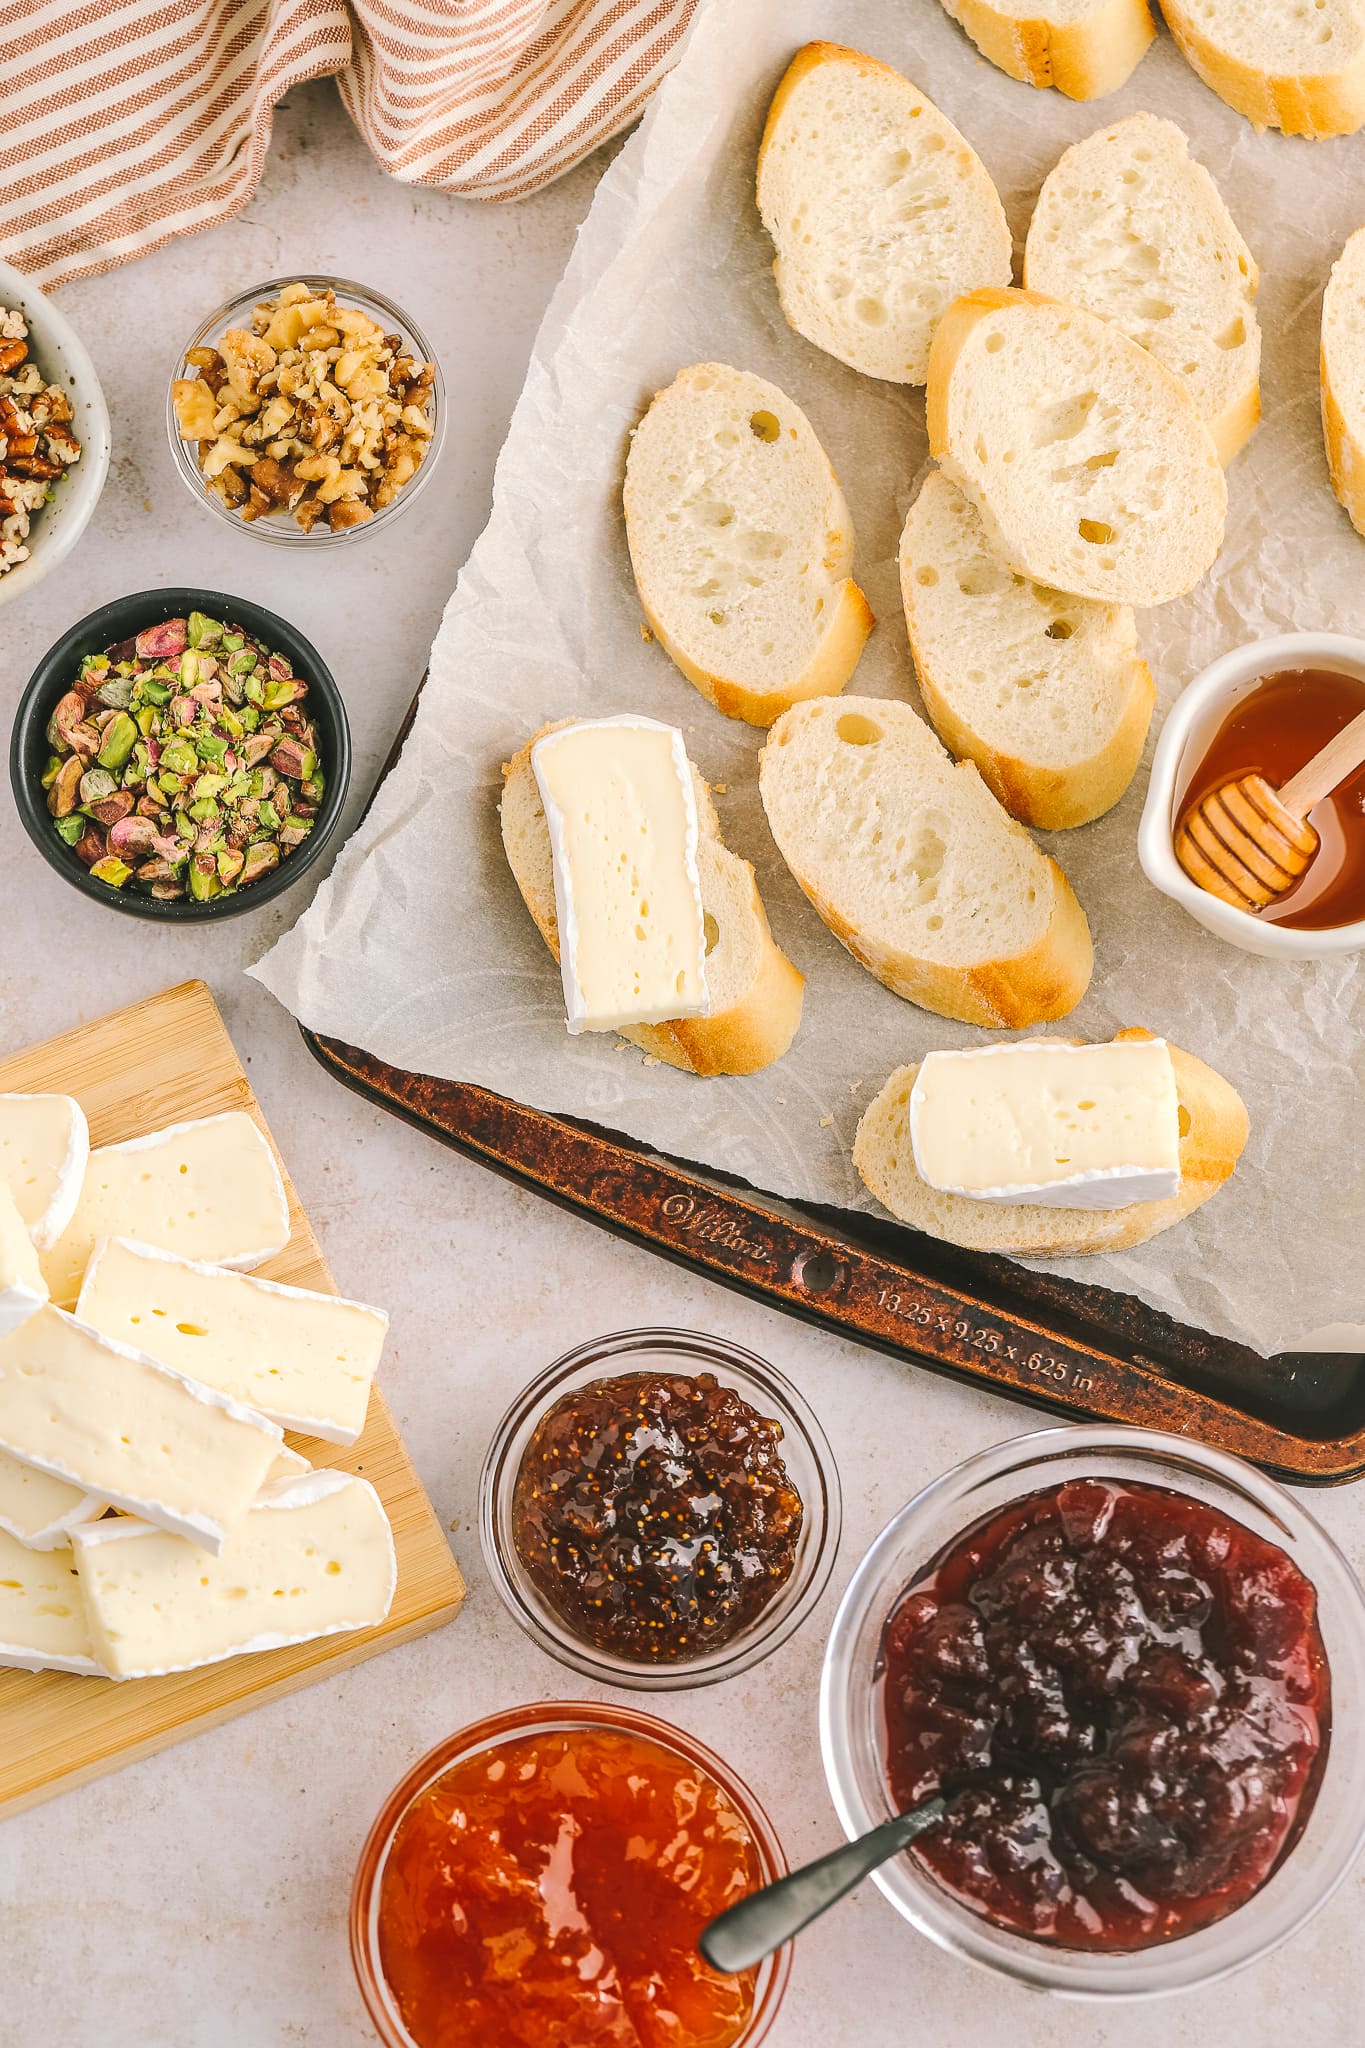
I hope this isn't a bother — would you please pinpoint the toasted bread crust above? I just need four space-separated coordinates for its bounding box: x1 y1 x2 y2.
637 576 875 729
854 1028 1249 1255
1160 0 1365 137
500 728 804 1076
937 0 1155 100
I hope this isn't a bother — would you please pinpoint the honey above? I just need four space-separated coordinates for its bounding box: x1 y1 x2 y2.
1174 667 1365 929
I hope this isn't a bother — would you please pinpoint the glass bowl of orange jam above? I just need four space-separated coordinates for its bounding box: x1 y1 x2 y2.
350 1700 791 2048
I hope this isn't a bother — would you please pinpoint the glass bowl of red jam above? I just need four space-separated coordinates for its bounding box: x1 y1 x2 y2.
821 1425 1365 1998
350 1699 791 2048
480 1328 841 1690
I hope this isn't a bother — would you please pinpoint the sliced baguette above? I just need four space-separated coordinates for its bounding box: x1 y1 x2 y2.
758 695 1092 1028
501 722 804 1076
1322 225 1365 537
756 42 1013 385
854 1027 1249 1255
900 470 1155 830
935 0 1155 99
1024 113 1261 466
926 286 1227 606
1160 0 1365 138
623 362 874 728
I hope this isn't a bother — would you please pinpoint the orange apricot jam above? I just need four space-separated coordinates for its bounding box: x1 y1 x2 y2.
375 1723 763 2048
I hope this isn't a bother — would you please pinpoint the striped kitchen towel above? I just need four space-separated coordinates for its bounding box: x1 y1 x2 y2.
0 0 701 289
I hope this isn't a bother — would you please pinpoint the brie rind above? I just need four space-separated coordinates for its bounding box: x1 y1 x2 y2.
910 1039 1182 1211
531 715 710 1034
70 1470 397 1680
0 1526 104 1675
0 1183 47 1340
0 1092 89 1251
39 1112 292 1308
0 1305 282 1553
0 1446 104 1551
77 1236 388 1445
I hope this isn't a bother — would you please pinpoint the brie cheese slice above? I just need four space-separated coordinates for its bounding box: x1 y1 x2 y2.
77 1237 387 1445
0 1092 89 1250
39 1111 291 1308
910 1038 1183 1210
531 716 710 1034
0 1304 281 1553
0 1526 104 1675
0 1182 46 1339
70 1470 396 1680
0 1446 103 1551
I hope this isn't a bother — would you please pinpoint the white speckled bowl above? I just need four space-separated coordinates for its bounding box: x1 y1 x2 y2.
0 257 111 609
1138 633 1365 959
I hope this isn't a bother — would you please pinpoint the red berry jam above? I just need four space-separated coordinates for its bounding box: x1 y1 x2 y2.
883 1478 1330 1951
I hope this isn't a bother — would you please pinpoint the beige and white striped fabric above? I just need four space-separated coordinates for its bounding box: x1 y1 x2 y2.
0 0 700 289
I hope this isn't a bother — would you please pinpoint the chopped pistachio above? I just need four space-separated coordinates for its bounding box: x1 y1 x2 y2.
89 856 133 889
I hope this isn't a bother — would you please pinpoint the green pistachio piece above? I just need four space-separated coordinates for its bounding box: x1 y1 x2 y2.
228 649 257 676
222 631 244 652
54 814 85 845
282 814 313 833
175 812 196 841
80 653 110 676
79 766 117 804
243 674 265 706
261 677 298 710
161 739 197 775
135 705 158 736
191 772 227 803
218 706 244 739
195 732 229 766
96 712 137 770
90 856 133 889
188 860 221 903
256 799 281 832
40 754 64 790
186 611 222 649
187 798 221 823
96 675 135 710
140 679 173 706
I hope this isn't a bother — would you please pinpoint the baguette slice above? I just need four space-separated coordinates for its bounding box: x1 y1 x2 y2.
501 722 804 1076
1025 113 1261 466
1322 225 1365 537
1161 0 1365 138
927 287 1227 606
623 362 873 727
935 0 1155 99
756 43 1013 385
854 1028 1249 1255
900 471 1155 830
759 695 1092 1028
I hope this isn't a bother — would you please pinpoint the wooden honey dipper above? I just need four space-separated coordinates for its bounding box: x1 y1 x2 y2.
1175 703 1365 913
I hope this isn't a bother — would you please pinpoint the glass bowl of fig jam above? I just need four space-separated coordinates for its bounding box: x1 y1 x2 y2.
821 1426 1365 1998
351 1700 791 2048
480 1328 840 1690
1140 631 1365 957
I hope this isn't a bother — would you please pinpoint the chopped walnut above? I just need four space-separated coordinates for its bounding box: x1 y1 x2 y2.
0 306 82 575
172 283 436 534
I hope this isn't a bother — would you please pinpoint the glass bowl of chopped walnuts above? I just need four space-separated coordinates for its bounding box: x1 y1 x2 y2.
166 277 444 543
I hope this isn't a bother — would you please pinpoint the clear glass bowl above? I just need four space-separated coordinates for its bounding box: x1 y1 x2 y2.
820 1424 1365 2000
350 1699 792 2048
480 1326 841 1691
165 275 444 546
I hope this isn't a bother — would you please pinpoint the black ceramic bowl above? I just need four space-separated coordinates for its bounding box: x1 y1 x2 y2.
10 586 351 921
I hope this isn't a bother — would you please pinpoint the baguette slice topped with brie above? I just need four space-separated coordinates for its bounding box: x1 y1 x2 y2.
502 720 803 1076
854 1028 1248 1256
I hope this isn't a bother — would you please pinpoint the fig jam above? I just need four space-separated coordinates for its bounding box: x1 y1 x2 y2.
512 1371 803 1662
883 1478 1329 1951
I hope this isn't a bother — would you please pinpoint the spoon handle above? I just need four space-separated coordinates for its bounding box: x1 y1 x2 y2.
698 1798 947 1976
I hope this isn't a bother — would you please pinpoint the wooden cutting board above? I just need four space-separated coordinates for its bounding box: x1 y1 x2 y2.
0 980 465 1819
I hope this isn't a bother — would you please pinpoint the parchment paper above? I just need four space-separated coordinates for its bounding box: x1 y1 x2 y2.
252 0 1365 1359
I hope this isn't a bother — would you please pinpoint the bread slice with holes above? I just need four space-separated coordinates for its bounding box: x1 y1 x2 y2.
1161 0 1365 138
756 43 1013 385
926 287 1227 607
623 362 874 728
900 471 1154 830
1024 114 1261 466
1322 226 1365 537
854 1028 1248 1255
935 0 1155 100
758 695 1092 1027
500 722 804 1076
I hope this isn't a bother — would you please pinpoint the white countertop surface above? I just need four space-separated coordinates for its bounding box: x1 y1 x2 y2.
1 78 1362 2048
